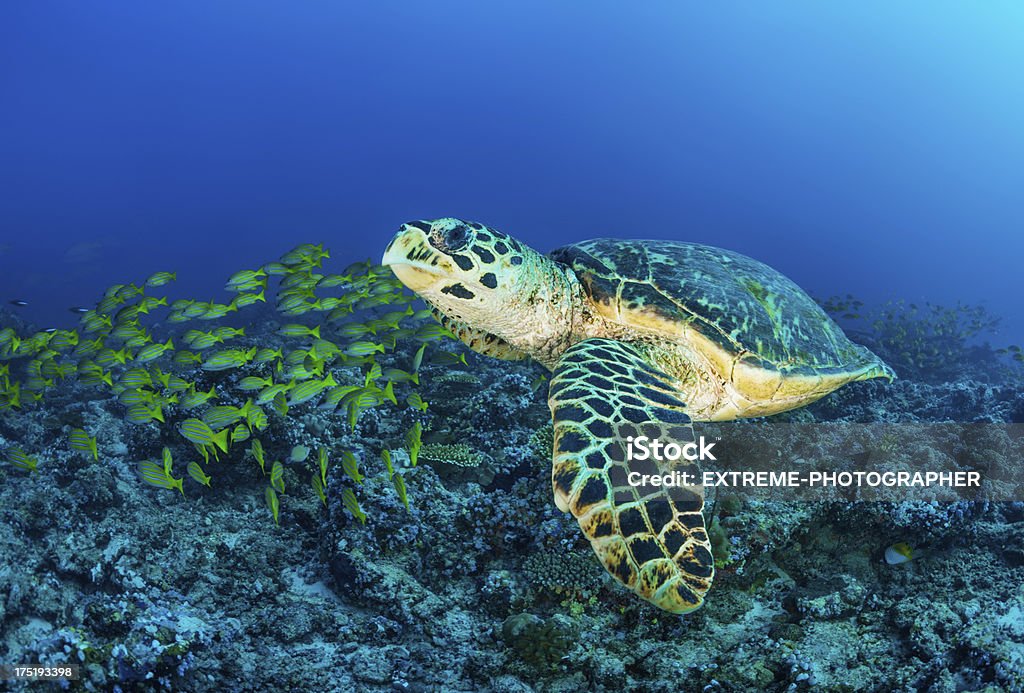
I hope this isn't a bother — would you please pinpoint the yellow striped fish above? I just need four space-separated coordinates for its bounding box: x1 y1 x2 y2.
134 338 174 363
187 461 212 487
201 347 256 371
179 418 229 454
278 324 321 339
250 439 266 474
180 385 217 410
341 451 363 484
230 424 251 445
145 271 176 287
233 290 266 307
270 460 285 493
69 428 98 461
126 404 164 425
138 459 183 494
287 373 338 406
5 448 38 472
265 486 280 525
202 405 245 431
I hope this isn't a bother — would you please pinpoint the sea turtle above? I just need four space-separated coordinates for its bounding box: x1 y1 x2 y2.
382 218 894 614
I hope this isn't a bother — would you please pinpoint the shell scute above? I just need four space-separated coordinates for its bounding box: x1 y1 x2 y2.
551 239 888 377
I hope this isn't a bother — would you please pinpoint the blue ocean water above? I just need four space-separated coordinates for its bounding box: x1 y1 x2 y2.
2 6 1024 690
1 2 1022 342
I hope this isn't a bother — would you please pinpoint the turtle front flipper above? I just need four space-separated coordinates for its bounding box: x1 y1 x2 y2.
549 338 714 613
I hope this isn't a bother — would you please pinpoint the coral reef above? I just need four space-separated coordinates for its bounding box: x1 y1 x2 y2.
0 290 1022 691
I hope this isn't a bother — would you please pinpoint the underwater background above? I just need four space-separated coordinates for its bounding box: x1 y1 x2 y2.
1 2 1023 692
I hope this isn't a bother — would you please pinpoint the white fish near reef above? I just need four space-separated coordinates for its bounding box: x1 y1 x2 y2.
885 542 914 565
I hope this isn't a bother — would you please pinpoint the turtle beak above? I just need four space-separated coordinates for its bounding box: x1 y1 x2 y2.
382 223 447 292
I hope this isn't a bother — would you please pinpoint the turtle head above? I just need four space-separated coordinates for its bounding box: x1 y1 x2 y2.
382 218 524 311
382 218 509 290
383 218 580 364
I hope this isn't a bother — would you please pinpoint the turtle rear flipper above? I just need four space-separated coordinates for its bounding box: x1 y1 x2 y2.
549 338 714 613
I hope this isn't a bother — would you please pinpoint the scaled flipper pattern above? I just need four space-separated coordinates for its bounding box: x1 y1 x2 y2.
548 338 714 613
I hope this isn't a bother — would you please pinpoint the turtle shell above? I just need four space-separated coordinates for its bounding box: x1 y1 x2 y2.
550 239 888 378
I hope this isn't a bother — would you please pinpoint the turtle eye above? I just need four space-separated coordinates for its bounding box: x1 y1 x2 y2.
430 224 471 254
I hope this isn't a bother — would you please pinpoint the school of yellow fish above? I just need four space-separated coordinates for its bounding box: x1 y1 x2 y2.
0 243 447 524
